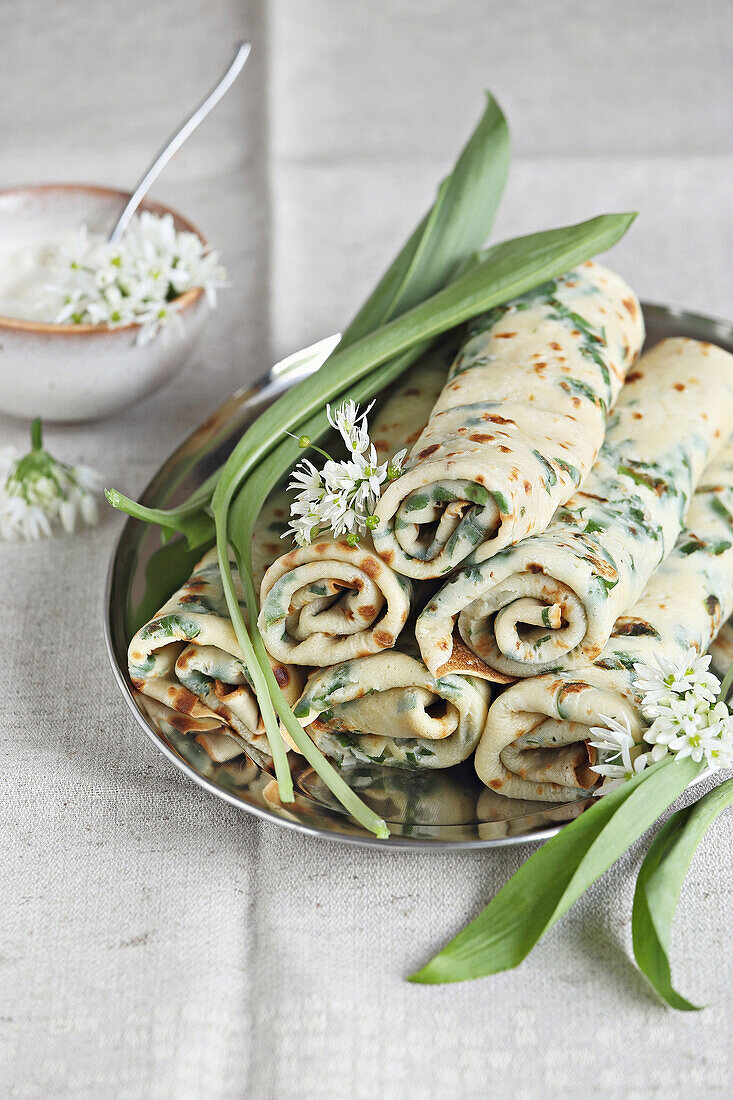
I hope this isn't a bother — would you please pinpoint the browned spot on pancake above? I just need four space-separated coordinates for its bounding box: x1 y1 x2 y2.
622 296 637 318
577 491 605 502
380 549 394 565
558 681 588 695
273 666 289 688
526 563 544 574
626 370 643 383
498 445 512 454
715 428 721 438
361 557 380 579
359 604 377 620
673 382 685 391
352 577 364 591
169 712 210 735
176 649 193 669
482 413 516 426
130 677 145 690
611 618 656 638
549 342 562 351
345 609 355 621
632 411 642 419
494 332 517 339
469 433 494 443
476 475 485 484
418 443 440 460
435 635 515 683
534 363 546 374
572 397 581 408
405 430 421 447
184 579 206 592
523 480 532 493
488 779 504 790
374 630 393 647
167 686 199 715
373 438 390 451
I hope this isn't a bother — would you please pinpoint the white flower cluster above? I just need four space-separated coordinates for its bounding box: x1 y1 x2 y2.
42 212 228 345
287 399 406 547
0 423 104 541
589 648 733 794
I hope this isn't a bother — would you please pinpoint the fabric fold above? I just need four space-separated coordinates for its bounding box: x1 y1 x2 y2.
372 261 644 579
474 433 733 801
417 338 733 678
290 646 492 769
257 352 449 666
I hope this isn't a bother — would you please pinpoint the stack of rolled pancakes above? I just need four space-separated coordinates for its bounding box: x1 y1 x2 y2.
130 261 733 802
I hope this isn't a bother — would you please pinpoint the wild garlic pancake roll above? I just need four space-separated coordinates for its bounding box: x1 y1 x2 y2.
475 433 733 801
291 648 491 769
129 547 305 763
417 338 733 678
372 261 644 580
258 354 449 666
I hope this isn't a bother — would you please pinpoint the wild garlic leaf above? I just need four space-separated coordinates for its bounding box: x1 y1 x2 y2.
341 93 510 347
632 776 733 1011
409 756 699 984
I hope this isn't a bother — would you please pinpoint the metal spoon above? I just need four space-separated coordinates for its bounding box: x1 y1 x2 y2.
109 41 251 243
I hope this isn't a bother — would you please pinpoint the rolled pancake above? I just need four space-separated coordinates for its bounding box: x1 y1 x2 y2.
372 262 644 579
290 647 491 770
474 434 733 801
128 543 305 764
258 351 449 666
418 338 733 678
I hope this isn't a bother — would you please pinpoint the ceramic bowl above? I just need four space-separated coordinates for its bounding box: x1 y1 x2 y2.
0 184 210 422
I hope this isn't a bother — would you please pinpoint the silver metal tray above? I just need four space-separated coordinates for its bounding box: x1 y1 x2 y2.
105 303 733 848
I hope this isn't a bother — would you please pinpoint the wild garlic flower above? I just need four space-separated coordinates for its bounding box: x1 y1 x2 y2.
41 211 228 345
589 646 733 794
326 399 374 455
0 420 104 542
633 648 719 713
588 713 649 795
286 400 406 547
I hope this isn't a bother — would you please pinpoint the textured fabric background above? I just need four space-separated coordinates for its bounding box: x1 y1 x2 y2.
1 2 732 1096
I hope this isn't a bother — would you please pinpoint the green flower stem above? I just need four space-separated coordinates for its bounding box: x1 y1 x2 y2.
214 502 294 801
30 417 43 451
223 354 422 832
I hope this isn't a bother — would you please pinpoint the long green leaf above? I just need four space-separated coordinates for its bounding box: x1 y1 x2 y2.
341 93 509 346
410 756 700 984
211 213 636 517
632 775 733 1010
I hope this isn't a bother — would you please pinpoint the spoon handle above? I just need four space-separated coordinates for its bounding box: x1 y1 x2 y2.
109 42 251 243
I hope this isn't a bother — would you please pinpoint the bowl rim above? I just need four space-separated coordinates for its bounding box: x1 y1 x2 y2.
0 182 205 335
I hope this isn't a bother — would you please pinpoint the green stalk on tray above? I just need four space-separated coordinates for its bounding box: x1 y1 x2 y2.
108 91 636 836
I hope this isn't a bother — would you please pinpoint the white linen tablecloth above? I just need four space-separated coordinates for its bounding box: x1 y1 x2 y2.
1 1 732 1095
